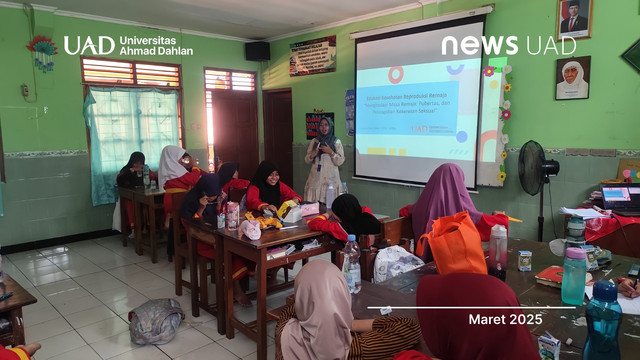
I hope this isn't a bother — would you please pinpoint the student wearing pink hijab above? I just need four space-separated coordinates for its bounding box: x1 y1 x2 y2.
275 260 421 360
394 273 539 360
399 163 508 262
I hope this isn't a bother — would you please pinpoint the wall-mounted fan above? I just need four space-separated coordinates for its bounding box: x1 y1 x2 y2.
518 140 560 242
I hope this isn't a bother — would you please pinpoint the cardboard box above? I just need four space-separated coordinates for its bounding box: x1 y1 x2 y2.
581 244 598 271
538 334 561 360
518 250 532 271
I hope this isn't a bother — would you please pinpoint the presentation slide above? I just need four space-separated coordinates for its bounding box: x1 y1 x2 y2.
354 18 485 187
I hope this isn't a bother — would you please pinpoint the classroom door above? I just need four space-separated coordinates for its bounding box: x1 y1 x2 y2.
211 89 259 180
263 89 293 187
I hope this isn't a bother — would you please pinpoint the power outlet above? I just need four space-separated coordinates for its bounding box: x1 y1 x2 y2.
21 84 29 97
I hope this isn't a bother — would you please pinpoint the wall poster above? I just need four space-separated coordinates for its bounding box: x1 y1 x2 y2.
290 35 336 77
306 112 334 140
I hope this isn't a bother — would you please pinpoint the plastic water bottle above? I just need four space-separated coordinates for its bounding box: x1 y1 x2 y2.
339 182 348 196
143 164 150 188
583 280 622 360
488 224 508 281
342 234 361 294
561 247 587 305
326 184 335 209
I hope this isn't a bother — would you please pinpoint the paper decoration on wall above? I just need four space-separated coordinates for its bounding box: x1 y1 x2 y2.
26 36 57 73
476 57 512 187
617 158 640 183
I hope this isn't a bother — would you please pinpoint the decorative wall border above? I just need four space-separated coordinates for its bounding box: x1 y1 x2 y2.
5 150 88 158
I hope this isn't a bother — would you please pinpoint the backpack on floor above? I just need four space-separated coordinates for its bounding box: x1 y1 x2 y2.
128 298 185 345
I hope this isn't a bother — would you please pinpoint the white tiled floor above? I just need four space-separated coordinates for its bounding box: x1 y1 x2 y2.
5 234 323 360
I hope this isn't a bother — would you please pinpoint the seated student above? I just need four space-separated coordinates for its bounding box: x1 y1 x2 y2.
159 145 208 260
275 260 421 360
618 278 640 298
399 163 508 261
117 151 158 238
216 162 250 212
394 273 539 360
246 160 302 212
0 343 41 360
307 193 381 242
217 162 250 194
180 173 253 306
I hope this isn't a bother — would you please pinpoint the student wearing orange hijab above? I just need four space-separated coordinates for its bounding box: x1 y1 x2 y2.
275 260 420 360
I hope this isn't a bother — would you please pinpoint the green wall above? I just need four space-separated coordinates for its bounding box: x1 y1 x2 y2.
264 0 640 241
264 0 640 147
0 6 258 246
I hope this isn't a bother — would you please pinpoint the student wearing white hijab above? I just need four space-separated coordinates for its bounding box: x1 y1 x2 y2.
556 61 589 99
275 260 420 360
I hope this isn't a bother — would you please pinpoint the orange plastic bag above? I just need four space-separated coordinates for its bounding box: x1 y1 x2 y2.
417 211 487 275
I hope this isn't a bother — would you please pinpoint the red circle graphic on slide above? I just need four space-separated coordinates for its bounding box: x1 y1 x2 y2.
388 67 404 84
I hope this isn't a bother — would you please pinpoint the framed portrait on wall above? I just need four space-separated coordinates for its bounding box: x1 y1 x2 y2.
555 56 591 100
556 0 593 41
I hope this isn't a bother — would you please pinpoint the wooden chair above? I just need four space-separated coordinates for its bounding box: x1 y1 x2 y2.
171 191 190 295
229 187 248 203
171 192 216 297
356 216 415 283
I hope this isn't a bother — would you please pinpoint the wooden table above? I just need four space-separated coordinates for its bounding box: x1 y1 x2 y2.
375 238 640 359
0 275 37 347
118 187 165 263
221 216 342 360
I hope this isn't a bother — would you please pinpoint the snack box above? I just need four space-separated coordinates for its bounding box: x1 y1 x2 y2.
518 250 532 271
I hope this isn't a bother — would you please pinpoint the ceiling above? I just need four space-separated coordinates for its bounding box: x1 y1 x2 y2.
4 0 429 41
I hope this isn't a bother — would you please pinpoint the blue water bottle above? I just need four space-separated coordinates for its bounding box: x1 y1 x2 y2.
561 247 587 305
583 280 621 360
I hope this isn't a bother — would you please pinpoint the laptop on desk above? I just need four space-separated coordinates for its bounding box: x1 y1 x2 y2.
600 183 640 217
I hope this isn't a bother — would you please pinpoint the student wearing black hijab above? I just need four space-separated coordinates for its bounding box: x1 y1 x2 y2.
246 160 302 212
116 152 157 235
216 162 250 211
307 193 381 242
180 173 254 306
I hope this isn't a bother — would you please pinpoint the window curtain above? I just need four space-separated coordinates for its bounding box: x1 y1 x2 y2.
83 87 180 206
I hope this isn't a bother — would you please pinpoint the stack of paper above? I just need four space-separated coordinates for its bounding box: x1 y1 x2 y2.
560 207 608 219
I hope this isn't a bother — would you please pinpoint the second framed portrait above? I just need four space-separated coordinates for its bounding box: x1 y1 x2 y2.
555 56 591 100
556 0 593 41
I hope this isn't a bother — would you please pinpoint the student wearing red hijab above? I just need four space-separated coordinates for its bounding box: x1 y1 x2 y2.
399 163 508 261
396 273 539 360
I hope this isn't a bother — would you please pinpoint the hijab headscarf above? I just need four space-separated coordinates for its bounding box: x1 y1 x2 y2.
120 151 145 173
315 117 337 160
557 61 588 99
281 260 353 360
331 194 381 237
180 173 221 220
409 163 482 242
250 160 281 207
158 145 188 189
416 273 539 360
218 162 239 188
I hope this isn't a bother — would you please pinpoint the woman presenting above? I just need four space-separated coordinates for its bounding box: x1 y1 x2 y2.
303 117 345 202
